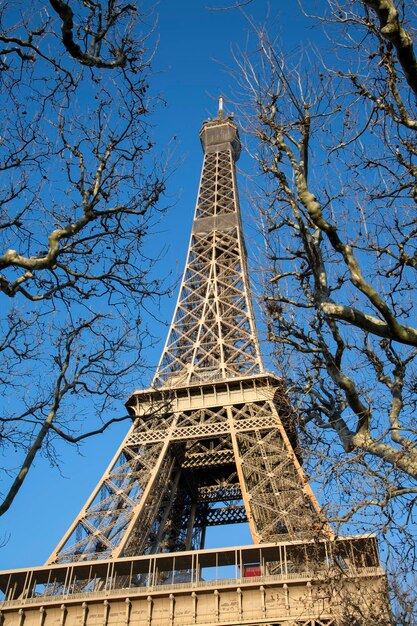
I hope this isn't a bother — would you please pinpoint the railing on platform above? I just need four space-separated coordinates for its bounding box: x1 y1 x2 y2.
0 536 383 607
0 566 385 609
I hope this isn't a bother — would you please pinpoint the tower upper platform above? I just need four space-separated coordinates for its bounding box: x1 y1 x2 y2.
199 115 241 161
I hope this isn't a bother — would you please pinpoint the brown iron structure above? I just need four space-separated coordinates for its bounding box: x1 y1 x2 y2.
0 107 389 625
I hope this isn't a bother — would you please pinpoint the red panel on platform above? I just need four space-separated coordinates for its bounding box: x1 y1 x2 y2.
243 564 262 577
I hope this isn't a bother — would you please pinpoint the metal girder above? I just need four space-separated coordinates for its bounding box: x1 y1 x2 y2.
47 114 330 567
153 128 263 388
197 483 242 502
202 505 247 526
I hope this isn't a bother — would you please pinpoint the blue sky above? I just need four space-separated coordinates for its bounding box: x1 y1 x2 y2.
0 0 321 569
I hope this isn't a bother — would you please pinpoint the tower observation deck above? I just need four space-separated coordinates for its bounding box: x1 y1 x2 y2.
0 106 389 626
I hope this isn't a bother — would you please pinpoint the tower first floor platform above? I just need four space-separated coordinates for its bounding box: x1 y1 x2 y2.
0 536 389 626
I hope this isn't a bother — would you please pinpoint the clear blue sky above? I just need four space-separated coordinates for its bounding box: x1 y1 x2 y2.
0 0 319 569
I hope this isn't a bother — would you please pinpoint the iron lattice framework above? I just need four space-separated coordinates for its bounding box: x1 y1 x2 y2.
154 123 263 387
0 110 389 626
46 113 329 566
47 378 328 564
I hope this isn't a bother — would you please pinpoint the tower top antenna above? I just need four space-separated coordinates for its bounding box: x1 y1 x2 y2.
218 95 224 118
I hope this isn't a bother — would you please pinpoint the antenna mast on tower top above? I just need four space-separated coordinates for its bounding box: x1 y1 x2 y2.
218 94 224 117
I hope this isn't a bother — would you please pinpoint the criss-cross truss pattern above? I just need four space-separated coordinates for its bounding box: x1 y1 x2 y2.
47 377 328 564
46 115 331 568
196 150 236 218
153 134 263 387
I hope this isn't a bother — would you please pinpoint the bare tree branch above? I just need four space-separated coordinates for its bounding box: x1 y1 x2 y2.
0 0 167 514
48 0 136 68
364 0 417 96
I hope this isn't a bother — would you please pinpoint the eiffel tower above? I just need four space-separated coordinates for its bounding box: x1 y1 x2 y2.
0 104 388 626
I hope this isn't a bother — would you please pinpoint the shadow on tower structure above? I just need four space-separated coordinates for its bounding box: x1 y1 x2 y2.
0 106 391 626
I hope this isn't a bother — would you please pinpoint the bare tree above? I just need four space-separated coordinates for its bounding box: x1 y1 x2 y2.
0 1 167 514
234 0 417 617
